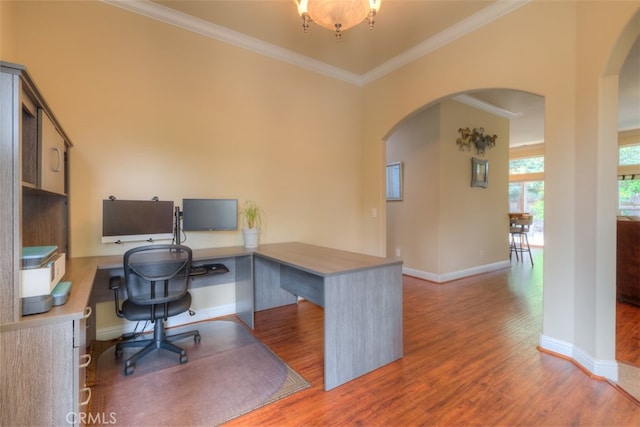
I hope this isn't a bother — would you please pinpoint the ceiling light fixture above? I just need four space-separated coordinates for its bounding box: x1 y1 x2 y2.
295 0 382 41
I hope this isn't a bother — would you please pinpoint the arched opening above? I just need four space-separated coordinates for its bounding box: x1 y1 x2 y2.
609 15 640 398
384 89 544 282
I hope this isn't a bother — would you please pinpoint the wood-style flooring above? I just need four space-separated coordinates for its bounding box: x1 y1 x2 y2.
617 298 640 366
100 249 640 425
222 250 640 426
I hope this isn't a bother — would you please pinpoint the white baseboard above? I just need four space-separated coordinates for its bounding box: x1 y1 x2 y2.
403 260 511 283
539 335 618 381
96 302 237 341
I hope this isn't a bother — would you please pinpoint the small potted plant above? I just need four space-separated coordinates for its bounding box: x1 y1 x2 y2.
239 200 264 248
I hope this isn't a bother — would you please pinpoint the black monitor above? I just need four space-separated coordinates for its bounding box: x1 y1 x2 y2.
182 199 238 231
102 199 174 243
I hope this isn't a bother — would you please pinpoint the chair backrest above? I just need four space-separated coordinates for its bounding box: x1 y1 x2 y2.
123 244 192 306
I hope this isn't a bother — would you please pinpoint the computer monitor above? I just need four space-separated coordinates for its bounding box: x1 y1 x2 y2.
102 199 174 243
182 199 238 231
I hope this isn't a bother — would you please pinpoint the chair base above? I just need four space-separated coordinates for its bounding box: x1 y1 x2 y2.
116 318 201 376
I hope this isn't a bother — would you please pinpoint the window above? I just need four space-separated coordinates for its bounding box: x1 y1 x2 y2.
509 155 544 246
509 181 544 245
619 144 640 166
509 156 544 175
618 144 640 216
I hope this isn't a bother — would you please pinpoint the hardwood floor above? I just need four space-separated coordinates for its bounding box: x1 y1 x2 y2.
222 250 640 426
617 299 640 366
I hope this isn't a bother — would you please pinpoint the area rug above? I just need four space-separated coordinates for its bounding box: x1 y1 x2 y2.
617 362 640 403
87 319 309 426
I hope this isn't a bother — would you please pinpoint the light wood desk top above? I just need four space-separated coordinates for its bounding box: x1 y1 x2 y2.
256 242 401 276
2 243 399 331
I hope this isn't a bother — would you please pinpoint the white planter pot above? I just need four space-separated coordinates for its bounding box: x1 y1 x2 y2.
242 228 260 249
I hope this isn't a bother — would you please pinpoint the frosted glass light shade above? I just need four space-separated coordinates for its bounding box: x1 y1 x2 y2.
295 0 381 37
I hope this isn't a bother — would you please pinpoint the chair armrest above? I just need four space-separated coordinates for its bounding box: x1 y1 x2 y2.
109 275 125 318
109 275 122 290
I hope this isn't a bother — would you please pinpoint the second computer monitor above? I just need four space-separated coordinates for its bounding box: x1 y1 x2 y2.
181 199 238 231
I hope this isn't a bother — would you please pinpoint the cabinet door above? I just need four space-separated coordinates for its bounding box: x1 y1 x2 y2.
21 90 38 187
0 322 74 426
38 109 66 195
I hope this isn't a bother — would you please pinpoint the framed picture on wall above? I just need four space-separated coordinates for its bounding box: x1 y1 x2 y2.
471 157 488 188
386 161 403 201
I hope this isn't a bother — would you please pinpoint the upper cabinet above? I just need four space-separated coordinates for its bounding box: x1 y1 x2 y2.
21 89 38 187
0 61 73 323
20 77 69 196
39 109 67 195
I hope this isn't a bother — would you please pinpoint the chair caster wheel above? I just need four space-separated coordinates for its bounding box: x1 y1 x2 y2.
180 354 188 364
124 364 135 376
194 333 201 343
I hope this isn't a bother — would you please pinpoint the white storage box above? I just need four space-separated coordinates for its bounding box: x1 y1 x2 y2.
20 253 66 298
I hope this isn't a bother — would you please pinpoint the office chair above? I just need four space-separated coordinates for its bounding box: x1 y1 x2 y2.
109 244 201 376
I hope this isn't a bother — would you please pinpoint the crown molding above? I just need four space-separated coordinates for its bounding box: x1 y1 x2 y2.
360 0 531 85
452 94 521 119
102 0 362 84
102 0 531 86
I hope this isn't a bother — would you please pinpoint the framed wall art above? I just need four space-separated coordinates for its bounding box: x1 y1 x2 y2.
386 161 403 201
471 157 488 188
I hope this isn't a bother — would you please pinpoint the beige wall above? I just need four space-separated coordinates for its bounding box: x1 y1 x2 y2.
386 105 441 273
1 0 364 259
386 100 509 279
1 0 367 338
439 100 509 274
361 1 639 377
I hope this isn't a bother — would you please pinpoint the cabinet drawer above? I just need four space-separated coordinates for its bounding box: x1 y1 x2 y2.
74 306 93 425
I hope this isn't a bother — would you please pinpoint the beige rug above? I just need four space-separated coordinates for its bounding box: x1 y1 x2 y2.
87 319 309 426
617 362 640 403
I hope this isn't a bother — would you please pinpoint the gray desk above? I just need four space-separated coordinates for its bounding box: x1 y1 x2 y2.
252 242 403 390
88 242 403 391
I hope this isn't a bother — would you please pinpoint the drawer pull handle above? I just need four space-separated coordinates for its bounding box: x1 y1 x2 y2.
79 353 91 368
51 147 62 172
83 306 92 319
79 387 92 406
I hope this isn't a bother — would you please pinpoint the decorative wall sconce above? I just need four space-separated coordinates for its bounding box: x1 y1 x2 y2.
456 127 498 156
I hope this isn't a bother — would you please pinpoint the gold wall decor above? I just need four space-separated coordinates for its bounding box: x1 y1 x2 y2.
456 127 497 156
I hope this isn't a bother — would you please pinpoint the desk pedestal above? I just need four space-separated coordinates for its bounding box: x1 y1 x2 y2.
253 243 403 390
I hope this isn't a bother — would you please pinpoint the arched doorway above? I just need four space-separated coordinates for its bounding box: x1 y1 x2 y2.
384 89 544 281
610 21 640 398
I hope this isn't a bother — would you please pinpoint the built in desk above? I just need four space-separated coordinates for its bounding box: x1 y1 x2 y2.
46 242 404 391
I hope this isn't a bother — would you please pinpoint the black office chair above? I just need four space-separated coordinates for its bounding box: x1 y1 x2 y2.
109 244 201 376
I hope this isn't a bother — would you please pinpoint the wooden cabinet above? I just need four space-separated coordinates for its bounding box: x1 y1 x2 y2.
39 108 68 195
617 218 640 306
0 61 89 426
